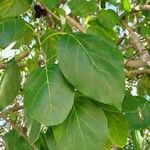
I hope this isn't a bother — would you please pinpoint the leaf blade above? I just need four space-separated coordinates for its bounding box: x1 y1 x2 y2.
0 0 32 18
125 101 150 130
104 111 128 148
24 64 75 126
57 33 125 110
0 59 21 110
53 97 109 150
4 130 33 150
0 17 34 48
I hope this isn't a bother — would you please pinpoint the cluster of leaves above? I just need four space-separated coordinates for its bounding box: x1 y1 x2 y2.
0 0 150 150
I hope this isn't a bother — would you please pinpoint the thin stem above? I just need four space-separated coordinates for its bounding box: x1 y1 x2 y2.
66 15 85 33
40 2 85 32
124 59 147 68
0 103 37 150
122 20 150 66
127 69 150 77
0 51 30 69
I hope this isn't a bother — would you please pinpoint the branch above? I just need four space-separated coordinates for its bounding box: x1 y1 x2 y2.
0 103 23 119
122 21 150 66
0 51 30 69
132 5 150 13
124 59 147 68
134 5 150 11
41 3 85 33
119 45 134 51
66 15 85 33
111 145 118 150
0 63 5 69
8 120 37 150
140 4 150 11
15 51 30 62
127 69 150 77
117 34 126 46
0 104 37 150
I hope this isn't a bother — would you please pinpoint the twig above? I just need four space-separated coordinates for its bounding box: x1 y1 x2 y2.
8 120 37 150
119 44 134 51
66 15 85 33
40 2 85 33
0 51 30 69
137 5 150 11
111 144 118 150
0 104 37 149
124 59 147 68
140 5 150 11
0 63 5 69
124 51 140 66
122 21 150 66
0 103 23 119
132 5 150 13
117 34 126 45
15 51 30 62
127 69 150 77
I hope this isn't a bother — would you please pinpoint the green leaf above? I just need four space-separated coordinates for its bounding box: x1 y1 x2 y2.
121 0 131 13
137 75 150 96
0 59 21 110
26 50 39 72
0 0 32 19
122 92 146 112
123 47 136 58
0 17 34 48
125 101 150 130
98 102 120 112
130 131 142 150
27 118 41 144
41 30 58 63
87 22 118 43
78 96 119 113
68 0 97 17
97 10 119 29
105 139 113 150
104 111 128 148
53 97 108 150
76 95 119 112
138 25 150 38
45 128 57 150
4 130 33 150
40 0 59 10
35 133 49 150
57 33 125 110
87 20 118 42
24 64 75 126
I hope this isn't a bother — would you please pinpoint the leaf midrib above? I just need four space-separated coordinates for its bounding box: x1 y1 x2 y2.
67 34 117 100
